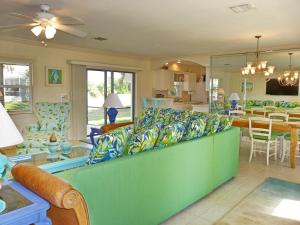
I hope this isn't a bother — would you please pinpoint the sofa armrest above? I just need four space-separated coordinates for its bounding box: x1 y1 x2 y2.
101 121 133 134
12 163 89 225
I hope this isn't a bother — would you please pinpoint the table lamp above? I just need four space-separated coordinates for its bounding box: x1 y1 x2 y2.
0 102 24 212
229 93 240 109
103 93 123 124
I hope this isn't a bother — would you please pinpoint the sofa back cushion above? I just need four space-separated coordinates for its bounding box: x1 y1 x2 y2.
88 125 133 164
155 122 185 148
183 117 206 141
135 107 158 133
204 113 221 136
127 125 159 155
217 116 233 132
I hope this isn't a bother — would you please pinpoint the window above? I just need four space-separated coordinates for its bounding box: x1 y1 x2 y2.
87 69 135 132
0 63 32 112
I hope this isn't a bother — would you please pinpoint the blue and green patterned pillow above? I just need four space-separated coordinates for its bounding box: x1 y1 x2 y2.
204 114 221 136
184 117 206 141
135 107 158 133
155 122 185 148
154 108 174 127
127 125 159 155
217 116 233 132
88 125 133 164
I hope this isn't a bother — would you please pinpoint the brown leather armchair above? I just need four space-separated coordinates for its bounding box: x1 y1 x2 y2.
12 163 89 225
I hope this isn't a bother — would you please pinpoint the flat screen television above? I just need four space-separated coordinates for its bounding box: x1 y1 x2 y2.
266 79 299 96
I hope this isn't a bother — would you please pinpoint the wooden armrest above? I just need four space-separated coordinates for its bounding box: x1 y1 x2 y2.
12 163 89 225
101 121 133 134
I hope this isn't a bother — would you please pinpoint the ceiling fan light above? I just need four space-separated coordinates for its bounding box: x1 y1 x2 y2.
31 25 43 37
45 25 56 39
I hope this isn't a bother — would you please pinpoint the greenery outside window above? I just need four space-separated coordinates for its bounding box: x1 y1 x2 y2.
0 62 32 112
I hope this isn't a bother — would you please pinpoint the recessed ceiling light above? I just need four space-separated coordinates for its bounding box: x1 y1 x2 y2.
229 4 256 13
177 60 181 64
165 62 169 65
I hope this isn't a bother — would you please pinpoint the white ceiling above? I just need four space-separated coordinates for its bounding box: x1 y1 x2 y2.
1 0 300 57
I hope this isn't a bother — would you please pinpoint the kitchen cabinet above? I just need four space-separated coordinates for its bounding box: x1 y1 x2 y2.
155 70 173 90
183 72 196 91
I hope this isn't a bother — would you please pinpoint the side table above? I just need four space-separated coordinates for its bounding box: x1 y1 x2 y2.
0 181 51 225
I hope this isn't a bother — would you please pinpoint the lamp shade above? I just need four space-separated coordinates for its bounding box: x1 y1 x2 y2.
103 93 123 108
229 93 240 101
0 103 23 148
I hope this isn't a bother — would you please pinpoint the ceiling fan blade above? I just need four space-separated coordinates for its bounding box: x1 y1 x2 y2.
54 24 87 38
53 16 84 25
9 12 39 22
0 23 37 30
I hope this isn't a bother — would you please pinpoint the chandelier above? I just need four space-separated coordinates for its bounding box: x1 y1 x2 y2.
277 53 299 86
241 35 275 77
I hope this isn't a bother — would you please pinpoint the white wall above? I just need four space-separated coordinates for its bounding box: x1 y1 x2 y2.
0 40 153 137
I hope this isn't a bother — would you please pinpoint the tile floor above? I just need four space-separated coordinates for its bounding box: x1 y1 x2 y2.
161 141 300 225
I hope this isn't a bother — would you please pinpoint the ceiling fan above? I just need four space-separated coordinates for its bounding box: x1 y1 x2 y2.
0 4 87 40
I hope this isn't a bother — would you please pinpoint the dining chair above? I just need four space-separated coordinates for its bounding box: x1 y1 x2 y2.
251 107 266 117
248 117 277 166
281 118 300 162
268 113 289 158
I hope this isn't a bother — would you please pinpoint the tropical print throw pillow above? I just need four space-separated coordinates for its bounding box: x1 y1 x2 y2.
127 125 159 155
217 116 233 132
204 113 221 136
155 122 185 148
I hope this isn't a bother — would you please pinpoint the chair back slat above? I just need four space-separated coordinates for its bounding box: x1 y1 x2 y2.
251 107 266 117
229 110 246 117
268 112 289 122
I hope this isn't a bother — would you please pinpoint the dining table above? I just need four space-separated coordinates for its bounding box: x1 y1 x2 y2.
232 116 300 168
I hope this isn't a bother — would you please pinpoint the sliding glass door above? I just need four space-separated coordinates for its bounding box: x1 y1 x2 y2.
87 69 135 132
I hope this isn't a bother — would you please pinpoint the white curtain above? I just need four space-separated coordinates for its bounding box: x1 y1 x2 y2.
70 64 87 140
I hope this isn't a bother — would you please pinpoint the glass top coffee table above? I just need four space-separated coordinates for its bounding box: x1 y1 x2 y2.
9 146 91 173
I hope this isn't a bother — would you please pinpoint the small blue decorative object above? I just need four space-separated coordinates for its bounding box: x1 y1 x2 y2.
61 142 72 155
107 107 118 124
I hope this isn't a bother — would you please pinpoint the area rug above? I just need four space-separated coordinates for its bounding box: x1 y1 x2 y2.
215 177 300 225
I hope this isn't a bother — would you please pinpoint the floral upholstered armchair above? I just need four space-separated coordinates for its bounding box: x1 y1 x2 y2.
18 102 71 152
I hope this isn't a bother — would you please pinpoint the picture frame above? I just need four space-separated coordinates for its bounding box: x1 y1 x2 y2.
45 67 63 86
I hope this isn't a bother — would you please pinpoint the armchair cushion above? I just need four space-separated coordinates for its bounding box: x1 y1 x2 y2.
25 122 40 132
36 102 70 132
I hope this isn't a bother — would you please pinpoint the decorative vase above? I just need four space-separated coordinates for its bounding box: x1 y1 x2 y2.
61 142 72 155
48 142 59 159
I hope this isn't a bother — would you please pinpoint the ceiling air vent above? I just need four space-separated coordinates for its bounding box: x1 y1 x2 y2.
229 4 256 13
93 36 107 41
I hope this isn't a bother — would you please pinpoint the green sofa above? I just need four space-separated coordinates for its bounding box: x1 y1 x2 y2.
56 127 240 225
